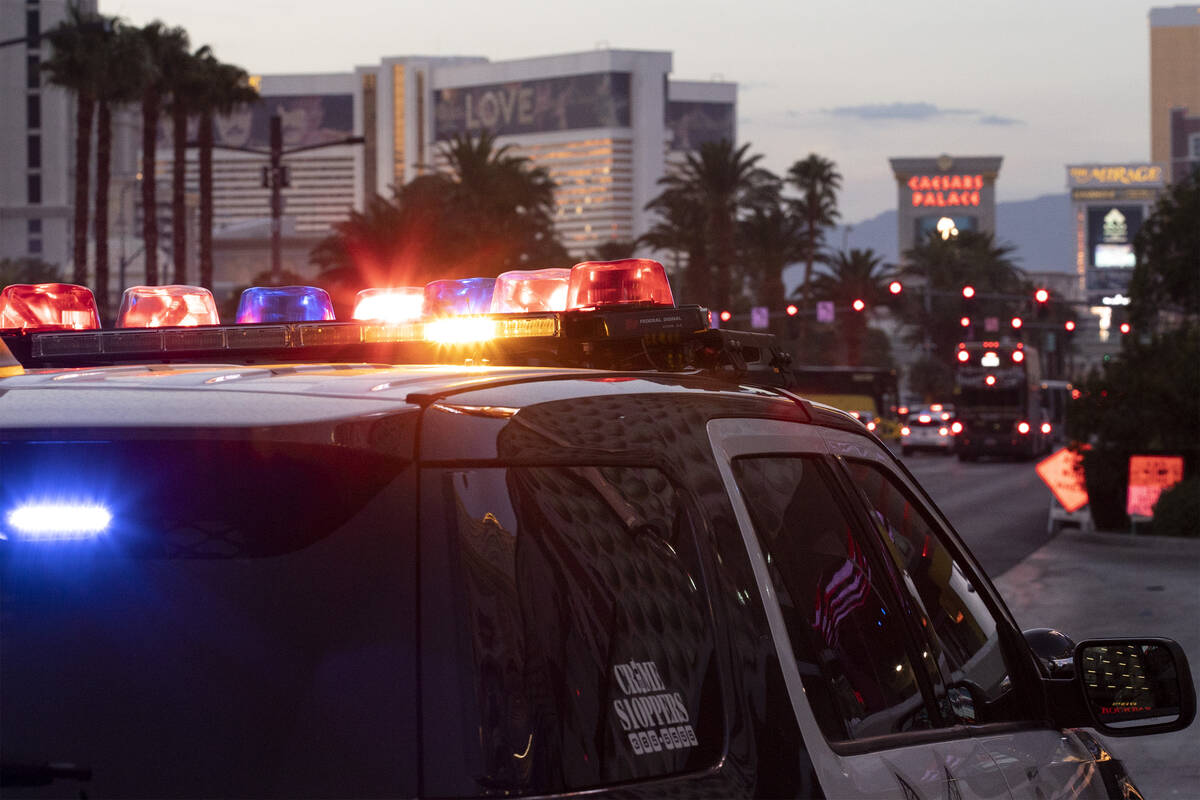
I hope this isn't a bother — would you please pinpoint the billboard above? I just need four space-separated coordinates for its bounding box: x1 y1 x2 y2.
202 94 354 150
434 72 631 140
666 101 734 151
1087 205 1143 269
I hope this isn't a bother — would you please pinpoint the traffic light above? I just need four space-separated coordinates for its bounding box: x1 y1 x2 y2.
888 281 903 295
852 299 865 312
960 316 971 328
962 285 976 299
1120 322 1131 335
719 310 732 323
1064 320 1076 332
785 304 798 316
1011 317 1023 329
1034 288 1050 304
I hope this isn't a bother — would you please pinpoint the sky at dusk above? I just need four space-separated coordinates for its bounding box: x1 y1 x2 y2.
104 0 1160 224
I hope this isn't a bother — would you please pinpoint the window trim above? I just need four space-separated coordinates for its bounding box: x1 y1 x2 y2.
820 427 1050 727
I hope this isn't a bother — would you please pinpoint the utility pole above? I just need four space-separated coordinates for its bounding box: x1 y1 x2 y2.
269 115 284 280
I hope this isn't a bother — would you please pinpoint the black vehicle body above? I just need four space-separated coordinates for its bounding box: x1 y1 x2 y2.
1 358 1193 799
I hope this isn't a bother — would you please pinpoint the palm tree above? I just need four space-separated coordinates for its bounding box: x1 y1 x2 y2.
738 203 804 308
645 140 774 309
787 154 842 308
136 21 190 285
641 182 708 301
193 52 258 290
164 47 213 284
807 248 897 365
92 23 146 318
41 6 111 285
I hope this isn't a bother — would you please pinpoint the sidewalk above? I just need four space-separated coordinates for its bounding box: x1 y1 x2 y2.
994 529 1200 799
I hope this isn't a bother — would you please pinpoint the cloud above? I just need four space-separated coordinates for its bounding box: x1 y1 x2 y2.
814 102 1024 127
978 114 1024 126
825 102 977 121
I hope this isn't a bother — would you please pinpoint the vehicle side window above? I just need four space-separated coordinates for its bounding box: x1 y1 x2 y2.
843 458 1027 724
731 455 933 742
423 465 722 796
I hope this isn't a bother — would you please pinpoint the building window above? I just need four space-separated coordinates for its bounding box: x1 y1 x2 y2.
392 64 405 186
27 174 42 204
26 94 40 129
28 219 42 234
28 239 43 255
27 54 39 89
1189 134 1200 160
27 135 41 168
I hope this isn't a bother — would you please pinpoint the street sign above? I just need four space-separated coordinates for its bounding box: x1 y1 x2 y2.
750 306 770 330
1126 455 1184 517
1036 448 1088 513
816 301 835 323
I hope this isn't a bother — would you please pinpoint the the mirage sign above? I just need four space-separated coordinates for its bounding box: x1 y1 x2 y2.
434 72 631 139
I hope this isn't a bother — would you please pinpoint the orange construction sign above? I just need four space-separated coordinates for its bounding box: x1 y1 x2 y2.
1036 448 1089 512
1126 455 1185 518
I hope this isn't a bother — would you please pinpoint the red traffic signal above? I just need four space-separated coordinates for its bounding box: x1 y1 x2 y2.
1034 288 1050 304
719 310 732 322
785 304 798 316
852 299 865 312
959 316 971 327
888 280 903 295
1011 317 1023 329
1120 322 1131 334
1064 320 1076 332
961 285 976 299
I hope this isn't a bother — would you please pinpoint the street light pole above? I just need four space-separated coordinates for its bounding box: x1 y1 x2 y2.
269 115 283 280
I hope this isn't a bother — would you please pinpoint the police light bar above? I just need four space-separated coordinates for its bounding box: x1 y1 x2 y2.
117 285 221 328
567 259 673 309
490 268 570 313
236 286 335 324
352 287 424 323
5 502 112 541
0 283 101 331
424 278 496 317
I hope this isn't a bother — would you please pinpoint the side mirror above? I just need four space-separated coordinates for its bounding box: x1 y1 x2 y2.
1075 638 1196 736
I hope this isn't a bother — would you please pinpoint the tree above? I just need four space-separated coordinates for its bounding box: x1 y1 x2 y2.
135 21 190 285
641 182 708 300
1129 166 1200 334
583 239 637 263
643 139 774 309
91 22 146 318
0 258 60 286
896 230 1025 365
807 248 897 365
41 5 112 285
786 154 842 307
193 52 258 291
738 203 803 308
164 47 212 285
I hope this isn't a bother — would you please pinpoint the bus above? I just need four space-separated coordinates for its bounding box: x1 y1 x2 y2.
789 365 901 435
952 341 1051 460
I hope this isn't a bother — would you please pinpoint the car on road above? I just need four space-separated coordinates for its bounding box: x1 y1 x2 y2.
900 406 956 455
1 268 1193 799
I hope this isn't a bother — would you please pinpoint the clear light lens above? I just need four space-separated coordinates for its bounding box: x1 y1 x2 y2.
117 285 220 328
981 352 1000 367
424 316 498 344
236 286 335 324
6 503 112 540
423 278 496 317
1017 421 1031 434
566 259 673 309
352 287 425 323
0 283 101 331
490 268 570 313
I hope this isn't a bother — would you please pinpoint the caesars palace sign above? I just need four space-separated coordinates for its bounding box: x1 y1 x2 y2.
906 174 985 208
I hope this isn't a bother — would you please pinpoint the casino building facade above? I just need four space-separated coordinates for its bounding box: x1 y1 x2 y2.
888 155 1003 258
